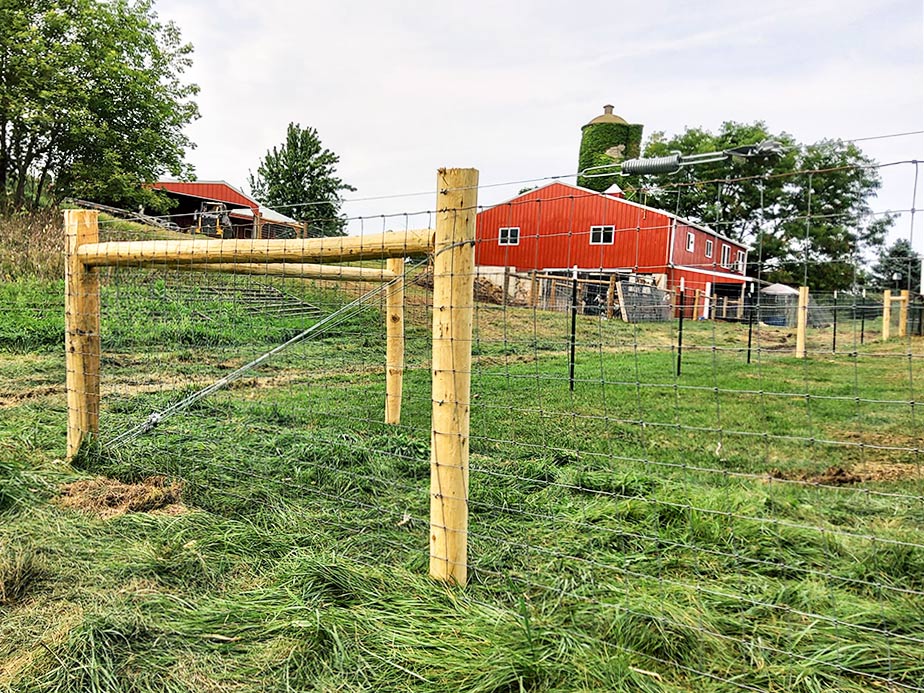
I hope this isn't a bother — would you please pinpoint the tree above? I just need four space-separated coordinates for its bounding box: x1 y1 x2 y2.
870 238 921 290
248 123 355 237
0 0 199 212
630 122 891 291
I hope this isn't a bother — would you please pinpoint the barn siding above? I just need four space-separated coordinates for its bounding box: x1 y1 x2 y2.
476 183 673 273
475 183 747 289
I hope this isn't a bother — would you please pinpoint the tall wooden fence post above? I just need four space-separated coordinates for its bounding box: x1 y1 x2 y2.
795 285 809 358
430 167 478 584
899 289 910 338
883 290 892 341
385 257 406 425
65 210 101 458
606 274 617 319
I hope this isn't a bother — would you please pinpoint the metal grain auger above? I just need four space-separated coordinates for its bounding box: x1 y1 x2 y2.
582 139 787 178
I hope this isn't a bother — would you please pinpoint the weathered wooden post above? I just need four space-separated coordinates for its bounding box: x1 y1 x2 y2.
883 290 892 341
746 284 755 364
254 211 264 240
65 210 101 458
430 167 477 584
860 288 867 345
795 285 809 358
385 257 405 425
606 274 617 319
899 289 910 338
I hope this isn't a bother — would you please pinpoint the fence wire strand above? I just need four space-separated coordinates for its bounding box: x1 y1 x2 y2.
9 161 921 691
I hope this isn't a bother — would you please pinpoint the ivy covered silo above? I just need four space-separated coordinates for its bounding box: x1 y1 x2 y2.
577 105 643 192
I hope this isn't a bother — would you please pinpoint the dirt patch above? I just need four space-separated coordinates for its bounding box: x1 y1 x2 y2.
0 384 63 408
853 461 924 482
769 465 862 486
770 462 923 486
413 268 523 306
56 476 184 518
837 429 921 450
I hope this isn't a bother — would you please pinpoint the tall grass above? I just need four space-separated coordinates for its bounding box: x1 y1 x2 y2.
0 210 62 282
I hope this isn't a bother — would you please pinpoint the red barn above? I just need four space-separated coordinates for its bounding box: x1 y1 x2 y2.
150 180 302 238
476 182 750 300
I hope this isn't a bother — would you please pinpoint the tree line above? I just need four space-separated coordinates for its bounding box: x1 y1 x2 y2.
1 0 917 286
623 122 913 292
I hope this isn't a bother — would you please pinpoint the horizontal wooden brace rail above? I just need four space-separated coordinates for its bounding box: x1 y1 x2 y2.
133 262 398 283
77 229 434 267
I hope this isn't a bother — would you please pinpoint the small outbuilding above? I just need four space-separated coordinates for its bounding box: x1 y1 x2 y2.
150 180 302 239
759 283 831 327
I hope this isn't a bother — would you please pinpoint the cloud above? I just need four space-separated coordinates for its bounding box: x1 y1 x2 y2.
156 0 922 246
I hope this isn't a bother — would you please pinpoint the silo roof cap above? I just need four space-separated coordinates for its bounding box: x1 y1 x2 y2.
585 104 629 126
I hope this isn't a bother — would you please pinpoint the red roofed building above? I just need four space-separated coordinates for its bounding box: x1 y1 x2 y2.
475 181 750 303
150 180 302 239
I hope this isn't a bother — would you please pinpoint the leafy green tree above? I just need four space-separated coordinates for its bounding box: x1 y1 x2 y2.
870 238 921 290
248 123 355 237
633 122 891 291
0 0 199 212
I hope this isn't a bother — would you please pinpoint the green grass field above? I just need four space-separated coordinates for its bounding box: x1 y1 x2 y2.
2 267 923 692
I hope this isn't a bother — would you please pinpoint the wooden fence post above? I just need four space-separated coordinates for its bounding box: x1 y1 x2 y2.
883 290 892 341
606 274 617 319
65 210 101 458
430 167 478 585
529 270 538 308
255 212 264 240
899 289 910 338
795 285 809 358
385 257 405 425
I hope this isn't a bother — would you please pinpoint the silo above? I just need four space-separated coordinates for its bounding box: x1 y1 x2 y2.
577 105 643 192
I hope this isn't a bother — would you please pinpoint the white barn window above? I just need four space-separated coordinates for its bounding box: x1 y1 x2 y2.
498 227 520 246
590 225 615 245
736 250 746 273
705 239 713 258
686 231 695 252
721 244 731 268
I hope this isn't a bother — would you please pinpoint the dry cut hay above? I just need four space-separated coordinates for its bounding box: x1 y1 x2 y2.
56 476 184 518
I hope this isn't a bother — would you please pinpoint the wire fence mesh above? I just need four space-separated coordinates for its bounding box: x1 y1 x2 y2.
4 161 923 691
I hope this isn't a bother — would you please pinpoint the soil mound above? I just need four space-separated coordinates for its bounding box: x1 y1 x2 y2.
770 463 922 486
413 268 520 305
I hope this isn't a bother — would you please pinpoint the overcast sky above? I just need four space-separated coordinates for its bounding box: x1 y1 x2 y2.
157 0 923 249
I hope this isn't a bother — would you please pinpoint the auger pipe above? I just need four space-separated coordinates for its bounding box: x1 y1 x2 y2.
580 140 786 178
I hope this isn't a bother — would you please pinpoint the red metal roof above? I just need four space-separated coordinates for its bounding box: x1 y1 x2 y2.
151 181 259 212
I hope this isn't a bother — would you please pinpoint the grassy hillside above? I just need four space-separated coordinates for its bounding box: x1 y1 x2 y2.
1 269 922 692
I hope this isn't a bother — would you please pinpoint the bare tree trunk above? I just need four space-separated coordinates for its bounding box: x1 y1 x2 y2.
13 138 36 209
33 158 51 208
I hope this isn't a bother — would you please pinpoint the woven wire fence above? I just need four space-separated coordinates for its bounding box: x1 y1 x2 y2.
55 161 924 691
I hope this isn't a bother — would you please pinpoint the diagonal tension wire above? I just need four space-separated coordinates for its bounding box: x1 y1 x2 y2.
107 264 419 447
